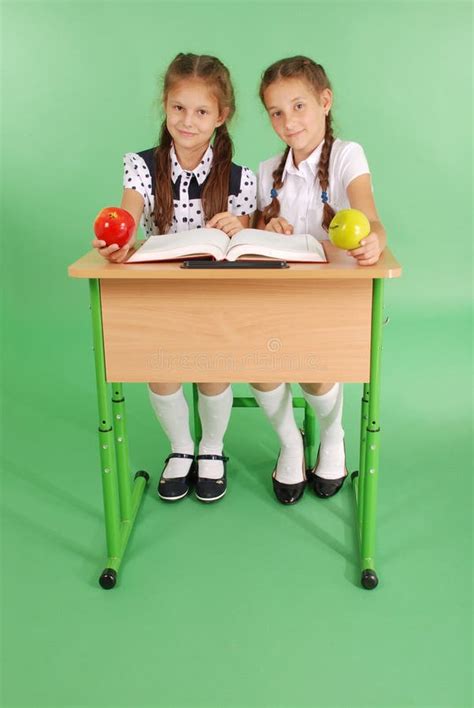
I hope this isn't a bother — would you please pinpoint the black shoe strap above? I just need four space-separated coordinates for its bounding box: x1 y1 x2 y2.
197 454 229 462
165 453 195 462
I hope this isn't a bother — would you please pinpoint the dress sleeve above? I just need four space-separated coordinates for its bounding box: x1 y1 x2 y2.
122 152 148 200
339 142 371 193
228 166 257 216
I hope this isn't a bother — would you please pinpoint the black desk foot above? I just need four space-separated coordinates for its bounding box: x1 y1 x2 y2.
99 568 117 589
361 569 379 590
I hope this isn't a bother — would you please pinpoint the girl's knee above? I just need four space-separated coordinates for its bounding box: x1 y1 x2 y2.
300 382 336 395
197 382 230 396
148 382 181 395
250 383 283 392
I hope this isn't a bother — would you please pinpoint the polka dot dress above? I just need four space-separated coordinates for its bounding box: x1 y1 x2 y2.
122 143 257 238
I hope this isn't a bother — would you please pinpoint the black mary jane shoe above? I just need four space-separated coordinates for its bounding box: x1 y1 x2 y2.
157 453 196 502
306 444 348 499
195 454 229 503
272 443 307 505
272 475 307 505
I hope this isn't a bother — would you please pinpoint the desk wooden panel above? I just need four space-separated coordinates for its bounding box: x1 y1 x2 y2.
100 278 372 383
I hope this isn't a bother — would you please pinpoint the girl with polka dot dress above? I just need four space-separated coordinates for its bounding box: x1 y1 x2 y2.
251 56 388 505
92 53 256 503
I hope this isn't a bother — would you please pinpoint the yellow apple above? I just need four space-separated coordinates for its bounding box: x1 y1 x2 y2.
328 209 371 250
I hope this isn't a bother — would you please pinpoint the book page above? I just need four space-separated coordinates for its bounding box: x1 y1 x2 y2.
225 228 327 262
126 228 230 263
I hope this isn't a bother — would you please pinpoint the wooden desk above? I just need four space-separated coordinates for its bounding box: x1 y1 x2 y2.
68 242 402 590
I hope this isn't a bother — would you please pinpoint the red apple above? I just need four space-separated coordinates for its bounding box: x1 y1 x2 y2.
93 206 135 248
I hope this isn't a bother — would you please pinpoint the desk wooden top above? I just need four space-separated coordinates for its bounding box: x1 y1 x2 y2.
68 241 401 280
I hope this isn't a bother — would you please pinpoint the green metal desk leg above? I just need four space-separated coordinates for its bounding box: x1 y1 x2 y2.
353 383 370 536
89 279 149 590
111 383 132 521
353 278 384 590
111 382 150 555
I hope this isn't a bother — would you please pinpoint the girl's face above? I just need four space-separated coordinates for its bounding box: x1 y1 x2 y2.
263 78 332 161
165 79 229 153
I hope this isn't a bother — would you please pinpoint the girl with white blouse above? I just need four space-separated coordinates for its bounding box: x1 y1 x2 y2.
252 56 388 505
92 53 256 504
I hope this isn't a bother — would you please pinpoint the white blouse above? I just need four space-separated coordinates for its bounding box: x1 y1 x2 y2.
257 138 372 240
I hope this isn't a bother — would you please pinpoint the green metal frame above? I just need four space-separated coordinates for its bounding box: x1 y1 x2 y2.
351 278 385 589
88 276 385 591
89 279 149 590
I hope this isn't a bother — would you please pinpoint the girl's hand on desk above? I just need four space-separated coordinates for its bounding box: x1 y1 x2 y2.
206 212 244 237
92 237 135 264
348 232 381 266
265 217 293 235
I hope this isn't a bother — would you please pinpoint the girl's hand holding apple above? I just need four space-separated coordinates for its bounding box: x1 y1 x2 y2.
347 232 382 266
92 206 136 263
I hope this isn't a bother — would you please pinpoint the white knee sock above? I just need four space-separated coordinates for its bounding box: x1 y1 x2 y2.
148 386 194 479
197 386 233 480
302 383 345 479
250 383 304 484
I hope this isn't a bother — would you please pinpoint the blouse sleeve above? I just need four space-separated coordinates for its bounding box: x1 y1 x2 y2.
256 162 270 212
228 166 257 216
122 152 148 200
339 142 371 193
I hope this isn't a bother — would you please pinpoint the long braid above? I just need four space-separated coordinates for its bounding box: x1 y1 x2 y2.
262 146 290 224
317 111 336 232
201 122 234 221
153 120 173 235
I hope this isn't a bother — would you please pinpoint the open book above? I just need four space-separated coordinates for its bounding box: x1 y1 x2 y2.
125 227 327 264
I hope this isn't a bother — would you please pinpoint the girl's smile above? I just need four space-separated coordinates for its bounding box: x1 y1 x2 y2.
285 128 305 138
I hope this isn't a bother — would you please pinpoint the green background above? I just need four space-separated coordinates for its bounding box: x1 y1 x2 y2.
1 1 472 707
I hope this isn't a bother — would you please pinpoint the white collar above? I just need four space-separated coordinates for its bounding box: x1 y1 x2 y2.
170 142 213 185
282 138 325 180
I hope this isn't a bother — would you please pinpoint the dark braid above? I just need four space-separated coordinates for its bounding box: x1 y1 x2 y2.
153 121 173 235
259 56 336 231
201 122 234 221
317 111 336 232
262 146 289 225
